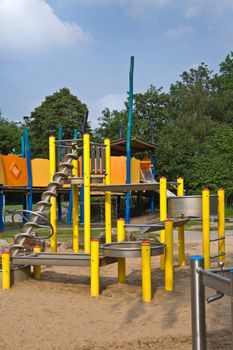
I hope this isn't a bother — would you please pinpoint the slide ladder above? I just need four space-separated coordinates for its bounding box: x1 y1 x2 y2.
10 144 78 255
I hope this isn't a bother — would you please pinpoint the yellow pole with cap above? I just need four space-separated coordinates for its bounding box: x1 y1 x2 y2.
218 188 225 264
33 246 41 279
160 177 167 270
117 218 126 283
177 177 185 266
72 153 79 253
165 219 174 291
202 188 210 269
2 251 11 289
104 138 112 243
49 135 57 252
91 239 100 297
84 133 91 253
141 240 151 302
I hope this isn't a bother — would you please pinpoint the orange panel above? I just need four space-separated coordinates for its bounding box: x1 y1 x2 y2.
0 155 5 185
2 154 27 186
31 159 50 187
110 156 126 184
140 157 152 169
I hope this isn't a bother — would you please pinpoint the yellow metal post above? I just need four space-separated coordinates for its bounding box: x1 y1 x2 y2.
49 135 57 252
202 188 210 269
117 218 126 283
33 246 41 279
165 219 174 291
91 239 99 297
160 177 167 270
218 188 225 264
2 251 10 289
141 240 152 302
84 133 91 253
104 138 112 243
177 177 185 266
72 154 79 253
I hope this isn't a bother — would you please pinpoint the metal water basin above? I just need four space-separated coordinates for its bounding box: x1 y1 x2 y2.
100 241 165 258
167 195 218 218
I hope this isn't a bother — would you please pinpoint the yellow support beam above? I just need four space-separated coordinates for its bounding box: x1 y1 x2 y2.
160 177 167 270
177 177 185 266
141 240 152 302
91 239 100 297
33 246 41 279
72 154 79 253
104 138 112 243
202 188 210 269
84 133 91 253
2 251 10 289
49 135 57 252
165 219 174 291
218 188 225 264
117 218 126 283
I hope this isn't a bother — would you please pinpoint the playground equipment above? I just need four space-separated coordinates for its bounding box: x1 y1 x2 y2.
0 130 226 304
190 256 233 350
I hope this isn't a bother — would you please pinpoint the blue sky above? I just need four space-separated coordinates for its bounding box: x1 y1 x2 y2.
0 0 233 128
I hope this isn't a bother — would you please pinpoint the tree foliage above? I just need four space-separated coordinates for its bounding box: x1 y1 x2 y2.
0 113 21 155
28 88 88 158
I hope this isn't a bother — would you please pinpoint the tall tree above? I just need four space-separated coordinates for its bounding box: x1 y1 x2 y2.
28 88 88 158
0 115 21 155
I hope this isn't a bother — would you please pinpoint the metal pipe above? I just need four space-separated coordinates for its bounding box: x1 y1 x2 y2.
49 135 57 252
177 177 185 266
84 133 91 253
160 176 167 270
190 255 206 350
218 188 225 264
117 218 126 283
104 138 112 243
202 189 210 269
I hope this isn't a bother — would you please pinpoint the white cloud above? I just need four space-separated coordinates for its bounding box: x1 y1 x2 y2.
0 0 91 54
166 25 194 39
97 93 126 111
185 6 199 18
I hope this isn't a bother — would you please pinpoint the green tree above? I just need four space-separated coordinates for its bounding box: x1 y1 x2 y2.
28 88 88 158
0 114 21 155
208 52 233 124
94 108 127 141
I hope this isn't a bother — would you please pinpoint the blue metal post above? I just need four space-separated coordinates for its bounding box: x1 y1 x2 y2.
125 56 134 224
57 127 63 222
24 127 32 217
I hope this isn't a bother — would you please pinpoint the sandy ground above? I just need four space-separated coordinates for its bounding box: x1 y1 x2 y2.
0 229 233 350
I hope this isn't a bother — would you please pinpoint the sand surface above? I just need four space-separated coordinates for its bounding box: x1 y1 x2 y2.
0 230 232 350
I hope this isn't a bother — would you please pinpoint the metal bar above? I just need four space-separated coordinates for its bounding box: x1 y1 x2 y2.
210 253 225 260
201 270 231 296
91 145 96 173
96 146 101 173
11 254 117 267
210 237 225 242
190 256 206 350
90 142 106 147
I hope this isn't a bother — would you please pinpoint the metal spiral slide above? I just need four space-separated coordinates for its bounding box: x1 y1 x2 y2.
9 144 78 255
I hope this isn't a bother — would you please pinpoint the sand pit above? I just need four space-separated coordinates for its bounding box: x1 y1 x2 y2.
0 232 232 350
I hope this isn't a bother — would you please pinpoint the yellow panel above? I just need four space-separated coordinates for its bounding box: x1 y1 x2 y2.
130 157 140 183
31 158 50 187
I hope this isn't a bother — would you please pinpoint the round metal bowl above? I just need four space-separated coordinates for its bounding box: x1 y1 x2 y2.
167 194 218 218
100 241 165 258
